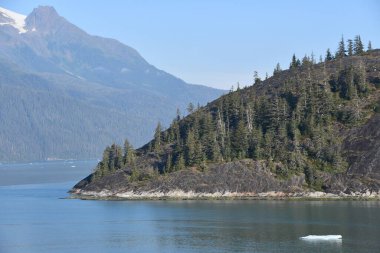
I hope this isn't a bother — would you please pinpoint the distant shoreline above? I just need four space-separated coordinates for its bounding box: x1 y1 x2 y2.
0 159 99 165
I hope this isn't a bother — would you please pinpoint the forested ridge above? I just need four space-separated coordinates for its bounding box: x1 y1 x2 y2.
0 6 224 162
89 36 380 190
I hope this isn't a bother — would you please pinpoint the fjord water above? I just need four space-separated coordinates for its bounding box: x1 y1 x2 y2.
1 161 380 253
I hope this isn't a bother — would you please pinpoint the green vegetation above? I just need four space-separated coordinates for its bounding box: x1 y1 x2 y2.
93 36 378 189
93 141 136 179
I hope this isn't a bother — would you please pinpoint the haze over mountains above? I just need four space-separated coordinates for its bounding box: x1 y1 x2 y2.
0 6 224 162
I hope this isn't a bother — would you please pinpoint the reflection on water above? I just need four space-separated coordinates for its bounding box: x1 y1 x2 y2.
0 161 379 253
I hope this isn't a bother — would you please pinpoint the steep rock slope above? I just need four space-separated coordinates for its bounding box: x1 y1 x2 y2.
344 113 380 179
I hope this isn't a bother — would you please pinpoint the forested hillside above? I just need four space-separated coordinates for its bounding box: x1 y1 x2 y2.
0 6 223 161
75 36 380 195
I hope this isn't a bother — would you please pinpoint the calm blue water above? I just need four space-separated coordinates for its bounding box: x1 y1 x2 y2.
1 161 380 253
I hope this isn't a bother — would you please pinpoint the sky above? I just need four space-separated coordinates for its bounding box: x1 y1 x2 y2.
1 0 379 90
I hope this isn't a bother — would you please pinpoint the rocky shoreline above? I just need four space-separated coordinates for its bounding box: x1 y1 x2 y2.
70 188 380 201
71 159 380 201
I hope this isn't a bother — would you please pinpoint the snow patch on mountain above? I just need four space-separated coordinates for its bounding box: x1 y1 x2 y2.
0 6 27 33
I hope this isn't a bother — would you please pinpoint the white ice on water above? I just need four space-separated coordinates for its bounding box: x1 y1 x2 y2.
300 235 342 241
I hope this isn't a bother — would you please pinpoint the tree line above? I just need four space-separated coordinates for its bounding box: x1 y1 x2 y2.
275 35 371 77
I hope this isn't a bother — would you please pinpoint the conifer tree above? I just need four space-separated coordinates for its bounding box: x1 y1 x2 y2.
123 139 135 167
311 52 315 64
223 134 232 161
194 141 205 165
291 54 296 68
338 67 355 100
347 39 353 56
354 35 364 55
154 122 162 152
175 153 185 171
231 120 248 159
248 127 262 159
114 144 123 170
93 163 104 180
290 54 300 68
165 153 172 172
95 146 112 178
273 63 282 75
336 36 346 58
367 41 372 51
176 108 181 121
185 129 196 165
325 48 333 61
254 71 261 85
211 136 222 162
108 146 116 173
302 55 311 66
102 146 111 172
354 62 367 94
263 129 274 159
187 103 194 113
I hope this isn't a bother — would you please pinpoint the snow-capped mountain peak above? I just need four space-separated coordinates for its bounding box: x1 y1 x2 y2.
0 6 27 33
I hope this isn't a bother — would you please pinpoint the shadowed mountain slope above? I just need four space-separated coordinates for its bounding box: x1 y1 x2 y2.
0 6 224 161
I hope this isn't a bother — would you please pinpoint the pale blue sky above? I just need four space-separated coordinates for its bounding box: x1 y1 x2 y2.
1 0 379 89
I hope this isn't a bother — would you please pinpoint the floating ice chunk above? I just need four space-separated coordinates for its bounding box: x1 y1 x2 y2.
71 165 76 168
300 235 342 240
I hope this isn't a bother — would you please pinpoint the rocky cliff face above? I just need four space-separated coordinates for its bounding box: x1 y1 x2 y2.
72 160 305 194
344 113 380 179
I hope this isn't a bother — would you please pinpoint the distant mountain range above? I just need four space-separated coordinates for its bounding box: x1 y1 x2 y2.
0 6 224 162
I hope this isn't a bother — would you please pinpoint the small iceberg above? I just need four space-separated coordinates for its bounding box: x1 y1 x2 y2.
71 165 76 168
300 235 342 241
